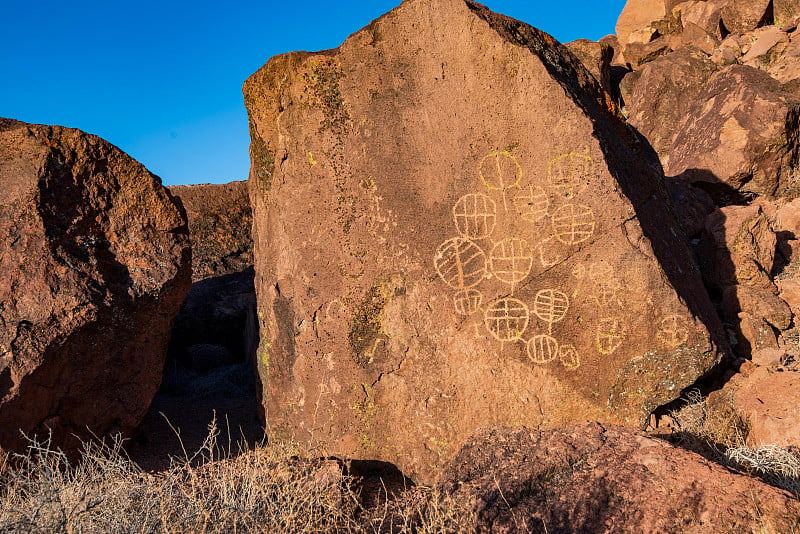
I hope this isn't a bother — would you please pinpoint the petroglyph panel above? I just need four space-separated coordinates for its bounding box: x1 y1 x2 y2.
433 147 622 372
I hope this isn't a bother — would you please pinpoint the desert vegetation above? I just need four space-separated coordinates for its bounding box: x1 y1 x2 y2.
0 418 475 533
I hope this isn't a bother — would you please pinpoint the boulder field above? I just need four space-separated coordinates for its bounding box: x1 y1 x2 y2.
244 0 728 483
0 119 191 457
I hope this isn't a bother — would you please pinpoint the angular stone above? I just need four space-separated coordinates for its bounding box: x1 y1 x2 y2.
720 0 774 34
616 0 682 46
439 423 800 532
168 181 253 282
0 119 191 456
667 65 800 197
625 47 717 157
741 26 790 68
776 0 800 27
564 39 614 97
244 0 726 483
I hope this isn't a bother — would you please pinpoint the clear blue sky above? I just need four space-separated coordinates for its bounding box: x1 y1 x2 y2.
2 1 626 186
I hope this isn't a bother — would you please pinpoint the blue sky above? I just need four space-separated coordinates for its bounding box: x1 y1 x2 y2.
2 1 626 186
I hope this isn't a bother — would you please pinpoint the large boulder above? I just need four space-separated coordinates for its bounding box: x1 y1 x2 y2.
439 423 800 532
244 0 726 483
0 119 191 456
666 65 800 198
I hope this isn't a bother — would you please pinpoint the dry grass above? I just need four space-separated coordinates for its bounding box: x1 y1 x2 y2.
0 418 476 533
671 390 800 496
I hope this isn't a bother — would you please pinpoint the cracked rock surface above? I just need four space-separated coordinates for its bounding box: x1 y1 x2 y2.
0 118 191 457
244 0 727 483
439 422 800 533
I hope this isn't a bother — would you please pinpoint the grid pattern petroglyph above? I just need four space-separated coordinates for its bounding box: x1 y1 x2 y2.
485 298 530 342
434 237 486 289
454 193 496 239
490 238 534 286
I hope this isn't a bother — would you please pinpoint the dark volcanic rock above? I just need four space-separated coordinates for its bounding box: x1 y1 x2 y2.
244 0 726 483
0 119 191 456
168 181 252 281
439 423 800 533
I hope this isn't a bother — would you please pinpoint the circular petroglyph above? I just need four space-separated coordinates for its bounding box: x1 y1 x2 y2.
513 185 550 222
552 204 596 245
548 152 593 198
454 288 483 316
479 150 522 193
532 289 570 325
453 193 496 239
485 298 530 342
490 238 534 286
434 237 487 289
527 334 559 364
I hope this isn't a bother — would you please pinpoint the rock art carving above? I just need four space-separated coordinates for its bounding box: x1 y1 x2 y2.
453 193 496 239
484 297 530 343
435 148 609 370
656 315 690 348
434 237 487 289
489 237 534 289
597 318 625 355
479 150 522 212
548 152 593 199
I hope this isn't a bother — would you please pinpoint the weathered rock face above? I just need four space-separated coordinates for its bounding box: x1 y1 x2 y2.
245 0 726 483
0 119 191 456
667 65 800 197
439 423 800 532
168 181 252 282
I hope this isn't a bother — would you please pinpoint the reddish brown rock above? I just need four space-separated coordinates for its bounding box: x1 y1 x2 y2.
0 119 191 456
439 423 800 533
564 39 614 96
624 47 717 155
666 65 800 198
733 368 800 447
168 181 252 282
615 0 679 47
245 0 726 483
720 0 774 35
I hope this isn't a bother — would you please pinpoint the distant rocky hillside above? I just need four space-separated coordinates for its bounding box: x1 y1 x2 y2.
168 181 253 281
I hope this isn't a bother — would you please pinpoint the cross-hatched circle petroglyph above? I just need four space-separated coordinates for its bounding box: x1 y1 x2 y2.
513 185 550 222
453 193 497 239
552 204 596 245
485 298 530 342
527 334 559 364
597 318 624 355
559 344 580 370
479 150 522 193
533 289 570 325
434 237 487 289
657 315 689 348
454 288 483 316
490 238 534 286
548 152 593 198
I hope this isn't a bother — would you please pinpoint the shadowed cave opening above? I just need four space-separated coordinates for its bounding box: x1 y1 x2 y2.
127 267 264 470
